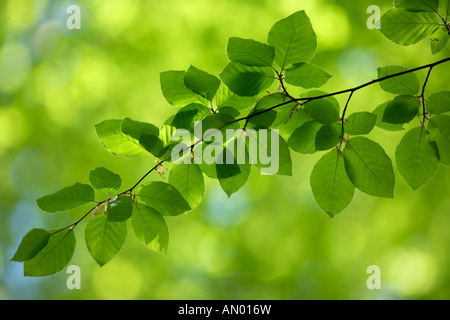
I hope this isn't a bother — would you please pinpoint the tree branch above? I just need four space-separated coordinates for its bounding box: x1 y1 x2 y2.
421 66 433 124
52 56 450 235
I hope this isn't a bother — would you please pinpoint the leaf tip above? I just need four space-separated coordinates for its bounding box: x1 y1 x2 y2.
325 212 336 219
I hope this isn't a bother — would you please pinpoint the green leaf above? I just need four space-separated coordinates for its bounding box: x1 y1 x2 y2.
226 37 275 67
284 63 332 88
107 195 133 222
430 26 450 54
247 93 296 129
171 103 210 131
184 65 221 101
24 229 76 277
382 95 420 124
300 90 340 113
267 10 317 70
303 99 340 124
272 133 292 176
160 70 209 107
159 123 176 146
288 121 322 154
373 101 405 131
279 108 311 140
310 149 355 217
394 0 439 12
121 118 159 141
36 183 95 213
219 107 241 118
247 129 292 176
216 146 251 197
439 0 450 13
157 124 187 163
139 134 165 157
131 203 169 255
427 91 450 114
247 108 277 130
377 65 420 95
168 163 205 209
315 123 341 151
396 127 439 190
260 93 296 128
95 119 150 158
198 113 239 138
345 112 377 135
428 114 450 165
214 83 258 110
197 142 219 179
10 229 51 262
219 62 275 97
343 137 395 198
136 181 191 216
380 8 440 46
89 167 122 193
85 213 127 267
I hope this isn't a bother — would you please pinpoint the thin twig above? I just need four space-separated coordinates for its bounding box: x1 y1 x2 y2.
50 57 450 235
421 67 434 124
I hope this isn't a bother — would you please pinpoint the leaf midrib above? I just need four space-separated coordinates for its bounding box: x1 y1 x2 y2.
345 141 385 186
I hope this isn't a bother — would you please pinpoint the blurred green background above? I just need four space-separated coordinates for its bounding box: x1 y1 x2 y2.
1 0 450 300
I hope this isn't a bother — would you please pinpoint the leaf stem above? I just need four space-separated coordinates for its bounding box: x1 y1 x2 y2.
341 90 355 138
421 66 433 124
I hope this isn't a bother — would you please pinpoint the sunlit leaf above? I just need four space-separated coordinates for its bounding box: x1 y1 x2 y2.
267 10 317 70
300 90 340 113
373 101 405 131
310 149 355 217
10 229 51 262
227 37 275 67
380 8 440 45
288 121 322 154
95 119 151 158
382 95 420 124
107 195 133 222
171 103 211 131
36 183 95 213
396 127 439 190
315 122 341 151
377 65 420 95
247 93 296 129
394 0 439 12
345 112 377 135
184 65 221 101
85 213 127 267
214 83 258 110
427 91 450 114
121 118 159 141
136 181 191 216
24 229 76 277
216 146 251 197
343 137 395 198
169 163 205 209
430 26 450 54
284 63 331 88
160 70 209 107
220 62 275 96
247 129 292 176
131 203 169 255
303 99 340 124
89 167 122 193
428 114 450 165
